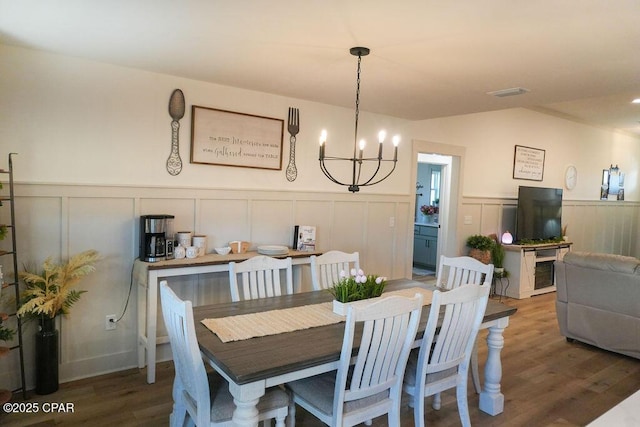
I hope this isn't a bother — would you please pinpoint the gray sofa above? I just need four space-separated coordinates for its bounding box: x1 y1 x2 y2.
555 251 640 359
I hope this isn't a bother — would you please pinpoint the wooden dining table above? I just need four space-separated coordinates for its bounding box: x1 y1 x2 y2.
135 249 322 383
193 278 517 427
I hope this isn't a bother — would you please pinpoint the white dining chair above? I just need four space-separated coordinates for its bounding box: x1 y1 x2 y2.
160 281 290 427
436 255 494 395
286 294 423 427
228 255 293 301
436 255 494 291
403 282 490 427
310 250 360 291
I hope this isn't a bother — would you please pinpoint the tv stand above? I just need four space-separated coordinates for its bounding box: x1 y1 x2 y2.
501 242 572 299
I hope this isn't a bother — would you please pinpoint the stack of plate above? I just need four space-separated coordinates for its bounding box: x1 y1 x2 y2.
257 245 289 256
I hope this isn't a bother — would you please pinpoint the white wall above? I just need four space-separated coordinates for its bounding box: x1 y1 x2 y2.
411 108 640 201
2 43 640 387
0 44 411 194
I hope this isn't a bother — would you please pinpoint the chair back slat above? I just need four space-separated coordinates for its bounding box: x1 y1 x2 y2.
310 250 360 290
230 255 293 301
337 295 422 414
420 283 490 377
437 255 494 290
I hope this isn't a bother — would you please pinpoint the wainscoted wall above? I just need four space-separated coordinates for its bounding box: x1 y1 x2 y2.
0 183 411 388
1 182 637 389
459 196 640 257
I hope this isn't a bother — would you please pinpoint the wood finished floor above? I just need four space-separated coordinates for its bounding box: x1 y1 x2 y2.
1 291 639 426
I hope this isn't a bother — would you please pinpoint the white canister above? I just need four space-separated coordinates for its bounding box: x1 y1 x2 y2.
192 235 207 257
176 231 192 248
174 245 186 259
186 246 198 259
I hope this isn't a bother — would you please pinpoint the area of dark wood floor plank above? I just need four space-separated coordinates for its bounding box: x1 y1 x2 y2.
1 292 638 426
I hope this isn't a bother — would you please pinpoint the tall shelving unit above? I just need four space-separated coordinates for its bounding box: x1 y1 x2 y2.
0 153 27 401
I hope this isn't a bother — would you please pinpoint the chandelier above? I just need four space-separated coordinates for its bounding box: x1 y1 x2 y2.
318 47 400 193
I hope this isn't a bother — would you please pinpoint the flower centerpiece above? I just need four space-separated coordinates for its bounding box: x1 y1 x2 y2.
327 269 387 315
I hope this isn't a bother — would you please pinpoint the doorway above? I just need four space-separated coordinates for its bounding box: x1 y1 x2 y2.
409 140 465 280
413 155 451 278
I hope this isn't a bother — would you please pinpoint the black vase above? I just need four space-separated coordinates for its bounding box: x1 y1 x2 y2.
36 316 59 395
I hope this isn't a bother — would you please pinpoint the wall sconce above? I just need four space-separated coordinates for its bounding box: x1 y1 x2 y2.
601 164 624 200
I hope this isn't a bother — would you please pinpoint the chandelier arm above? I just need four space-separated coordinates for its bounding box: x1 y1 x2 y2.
359 158 383 186
355 159 364 188
359 161 398 187
319 159 348 186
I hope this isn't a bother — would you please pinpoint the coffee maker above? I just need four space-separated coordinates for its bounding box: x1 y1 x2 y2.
139 215 175 262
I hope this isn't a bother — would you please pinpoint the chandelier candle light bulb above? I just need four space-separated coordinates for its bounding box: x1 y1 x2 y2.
377 130 385 158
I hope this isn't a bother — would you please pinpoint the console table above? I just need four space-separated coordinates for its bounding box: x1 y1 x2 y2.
134 249 322 383
502 242 572 299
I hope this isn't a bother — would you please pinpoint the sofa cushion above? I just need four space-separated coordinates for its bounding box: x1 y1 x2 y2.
562 252 640 275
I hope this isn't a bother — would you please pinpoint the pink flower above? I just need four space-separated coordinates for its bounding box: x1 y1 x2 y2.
420 205 439 215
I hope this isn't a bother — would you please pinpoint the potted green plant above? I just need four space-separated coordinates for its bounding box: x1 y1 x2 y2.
466 234 495 264
491 241 506 275
17 249 100 394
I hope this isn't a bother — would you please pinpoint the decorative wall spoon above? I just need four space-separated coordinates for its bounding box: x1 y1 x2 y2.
167 89 185 176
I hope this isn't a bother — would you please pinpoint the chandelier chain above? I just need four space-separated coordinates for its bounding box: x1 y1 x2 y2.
354 53 362 150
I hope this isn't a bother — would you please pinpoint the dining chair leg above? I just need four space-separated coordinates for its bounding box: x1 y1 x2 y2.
456 378 472 427
471 342 481 393
387 408 401 427
274 413 286 427
414 394 426 427
286 399 296 427
432 393 442 410
170 375 188 427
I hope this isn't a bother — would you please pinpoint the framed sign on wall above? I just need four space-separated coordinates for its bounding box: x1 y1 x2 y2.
190 106 284 170
513 145 545 181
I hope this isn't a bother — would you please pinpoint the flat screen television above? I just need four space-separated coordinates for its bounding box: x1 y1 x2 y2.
515 186 563 243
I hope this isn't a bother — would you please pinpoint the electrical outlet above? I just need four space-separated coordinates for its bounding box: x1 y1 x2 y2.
105 314 117 331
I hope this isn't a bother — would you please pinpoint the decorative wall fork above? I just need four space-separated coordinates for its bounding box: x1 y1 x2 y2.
286 107 299 182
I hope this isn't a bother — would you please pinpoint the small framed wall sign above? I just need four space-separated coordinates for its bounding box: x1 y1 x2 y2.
513 145 545 181
190 106 284 170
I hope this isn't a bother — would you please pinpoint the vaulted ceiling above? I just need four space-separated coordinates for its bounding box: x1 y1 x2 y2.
2 1 639 135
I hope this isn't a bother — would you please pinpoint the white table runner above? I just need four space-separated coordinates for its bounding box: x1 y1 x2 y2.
202 287 433 342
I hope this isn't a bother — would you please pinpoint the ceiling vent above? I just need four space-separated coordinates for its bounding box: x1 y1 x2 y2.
487 87 530 98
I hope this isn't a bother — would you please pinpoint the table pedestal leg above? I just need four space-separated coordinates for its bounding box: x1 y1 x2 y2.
479 317 509 415
229 381 265 427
